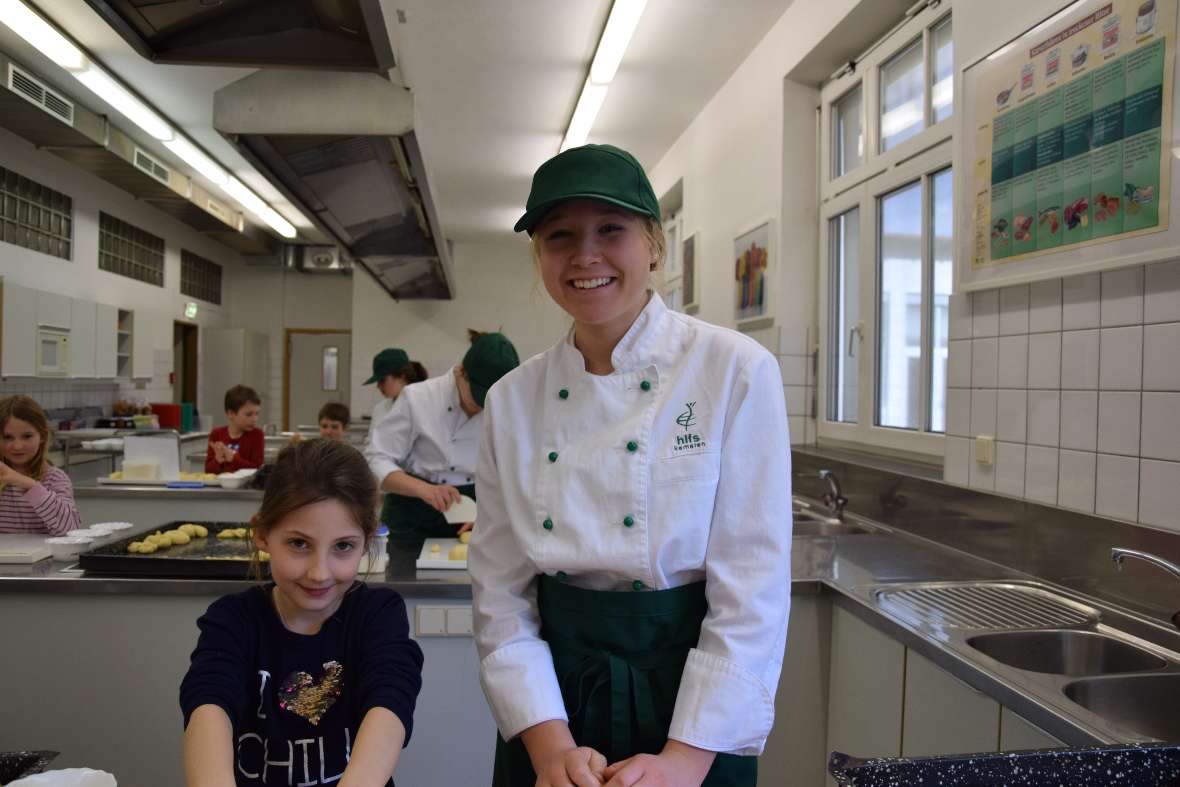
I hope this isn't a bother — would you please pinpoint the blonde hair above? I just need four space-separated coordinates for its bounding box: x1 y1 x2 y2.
0 395 52 481
529 214 667 273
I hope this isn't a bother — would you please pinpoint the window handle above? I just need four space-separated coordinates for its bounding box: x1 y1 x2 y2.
848 322 864 357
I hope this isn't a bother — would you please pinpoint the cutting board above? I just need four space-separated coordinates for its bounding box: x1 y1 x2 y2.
416 538 467 570
0 534 51 563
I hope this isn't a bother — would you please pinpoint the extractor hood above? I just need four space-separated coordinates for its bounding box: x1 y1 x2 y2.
82 0 395 72
215 69 454 299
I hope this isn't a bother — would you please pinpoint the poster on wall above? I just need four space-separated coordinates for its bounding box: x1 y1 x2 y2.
958 0 1180 291
682 233 699 311
734 221 771 324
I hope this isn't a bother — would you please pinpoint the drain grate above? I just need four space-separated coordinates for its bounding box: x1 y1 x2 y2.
875 582 1098 631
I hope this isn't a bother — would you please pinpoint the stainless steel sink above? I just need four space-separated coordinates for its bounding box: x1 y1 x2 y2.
967 630 1168 676
1064 674 1180 740
793 519 871 537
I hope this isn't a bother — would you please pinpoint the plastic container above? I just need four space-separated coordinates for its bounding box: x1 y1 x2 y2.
149 403 180 430
218 469 256 489
180 403 195 433
45 535 94 560
364 526 389 575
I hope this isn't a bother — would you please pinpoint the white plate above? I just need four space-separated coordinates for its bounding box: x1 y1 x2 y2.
443 494 477 524
415 537 467 570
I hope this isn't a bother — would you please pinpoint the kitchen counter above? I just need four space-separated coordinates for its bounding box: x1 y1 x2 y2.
72 483 263 529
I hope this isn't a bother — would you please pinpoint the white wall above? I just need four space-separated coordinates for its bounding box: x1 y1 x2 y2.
350 240 567 417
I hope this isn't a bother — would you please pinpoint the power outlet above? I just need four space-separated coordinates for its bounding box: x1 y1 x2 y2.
974 435 995 466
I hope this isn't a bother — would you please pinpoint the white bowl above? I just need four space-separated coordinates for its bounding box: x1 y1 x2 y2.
218 470 256 489
93 521 134 536
45 535 94 560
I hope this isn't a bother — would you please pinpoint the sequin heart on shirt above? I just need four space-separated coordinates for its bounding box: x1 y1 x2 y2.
277 661 343 725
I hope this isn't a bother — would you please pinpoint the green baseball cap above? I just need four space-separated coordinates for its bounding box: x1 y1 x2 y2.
514 144 661 235
462 333 519 408
363 347 410 385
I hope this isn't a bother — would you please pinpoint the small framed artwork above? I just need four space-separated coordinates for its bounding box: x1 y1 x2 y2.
682 233 698 311
733 220 772 325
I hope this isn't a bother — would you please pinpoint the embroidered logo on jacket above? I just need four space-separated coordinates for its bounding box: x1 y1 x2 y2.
278 661 343 725
673 402 707 453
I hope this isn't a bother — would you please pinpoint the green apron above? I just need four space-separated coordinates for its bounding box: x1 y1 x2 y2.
381 481 476 547
491 575 757 786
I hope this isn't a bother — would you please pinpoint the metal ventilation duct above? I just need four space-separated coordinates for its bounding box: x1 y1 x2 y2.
0 52 276 255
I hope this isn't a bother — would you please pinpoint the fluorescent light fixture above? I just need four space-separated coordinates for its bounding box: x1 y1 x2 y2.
561 79 609 152
258 205 297 239
164 137 227 186
0 0 85 70
222 177 296 238
589 0 647 84
75 64 173 140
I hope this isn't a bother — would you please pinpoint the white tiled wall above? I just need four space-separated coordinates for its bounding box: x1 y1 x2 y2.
746 323 817 446
944 259 1180 532
1 349 175 421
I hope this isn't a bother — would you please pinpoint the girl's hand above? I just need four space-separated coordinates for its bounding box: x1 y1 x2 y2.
535 746 608 787
602 742 716 787
0 462 35 490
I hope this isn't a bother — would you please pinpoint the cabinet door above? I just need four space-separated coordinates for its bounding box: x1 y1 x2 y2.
1 281 37 376
131 310 157 379
36 290 71 329
902 650 1000 758
999 706 1064 751
826 605 905 787
70 299 97 378
95 304 117 378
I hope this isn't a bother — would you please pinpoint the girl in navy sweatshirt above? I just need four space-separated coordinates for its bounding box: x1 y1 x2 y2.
180 439 424 786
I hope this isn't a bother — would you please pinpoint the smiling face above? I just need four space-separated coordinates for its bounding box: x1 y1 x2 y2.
535 199 657 338
2 416 43 472
254 499 367 629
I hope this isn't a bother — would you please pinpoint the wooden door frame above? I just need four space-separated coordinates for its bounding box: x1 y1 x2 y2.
173 320 199 405
283 328 352 431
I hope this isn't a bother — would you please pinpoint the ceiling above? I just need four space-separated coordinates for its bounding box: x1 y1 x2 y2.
4 0 795 247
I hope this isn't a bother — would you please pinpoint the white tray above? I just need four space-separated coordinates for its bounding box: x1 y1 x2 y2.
0 534 52 563
416 537 467 570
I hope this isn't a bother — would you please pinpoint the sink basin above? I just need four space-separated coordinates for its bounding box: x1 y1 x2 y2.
967 630 1167 676
793 520 870 537
1064 674 1180 740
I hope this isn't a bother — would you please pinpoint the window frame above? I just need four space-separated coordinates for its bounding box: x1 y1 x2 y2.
817 2 954 457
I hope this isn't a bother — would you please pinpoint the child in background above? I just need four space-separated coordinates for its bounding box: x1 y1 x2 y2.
318 402 351 441
0 395 80 535
205 385 264 474
180 439 424 786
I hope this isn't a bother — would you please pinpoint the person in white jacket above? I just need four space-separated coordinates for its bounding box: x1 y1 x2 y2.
469 143 792 787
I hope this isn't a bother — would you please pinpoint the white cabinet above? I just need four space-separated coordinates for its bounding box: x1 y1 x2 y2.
999 706 1064 751
825 605 906 786
35 291 71 329
69 299 97 378
1 280 36 376
95 303 117 378
902 650 1001 757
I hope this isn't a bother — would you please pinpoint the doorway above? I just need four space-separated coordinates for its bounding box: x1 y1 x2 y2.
285 330 352 431
173 322 198 406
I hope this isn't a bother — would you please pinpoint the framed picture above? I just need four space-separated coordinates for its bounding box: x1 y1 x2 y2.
733 220 772 324
682 233 698 310
662 280 684 311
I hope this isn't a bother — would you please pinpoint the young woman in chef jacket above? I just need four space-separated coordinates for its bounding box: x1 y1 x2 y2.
469 144 792 787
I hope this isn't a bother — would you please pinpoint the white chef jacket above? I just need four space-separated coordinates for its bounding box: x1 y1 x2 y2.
365 396 395 446
364 370 483 487
469 293 792 756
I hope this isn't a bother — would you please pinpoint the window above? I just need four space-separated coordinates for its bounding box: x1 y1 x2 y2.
0 167 72 260
818 4 953 455
98 213 164 286
181 249 223 305
323 347 339 391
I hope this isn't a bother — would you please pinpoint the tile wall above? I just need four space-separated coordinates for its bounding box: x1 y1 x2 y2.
746 323 817 446
944 260 1180 532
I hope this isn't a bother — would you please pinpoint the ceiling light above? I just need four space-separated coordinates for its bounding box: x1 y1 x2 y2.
222 177 296 238
561 80 609 152
0 0 85 70
164 137 226 186
589 0 646 84
75 64 173 140
257 206 297 239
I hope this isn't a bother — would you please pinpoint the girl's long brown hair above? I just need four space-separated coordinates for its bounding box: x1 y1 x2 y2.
250 439 378 579
0 396 52 481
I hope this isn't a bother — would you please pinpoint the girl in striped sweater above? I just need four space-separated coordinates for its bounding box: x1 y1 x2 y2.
0 395 80 535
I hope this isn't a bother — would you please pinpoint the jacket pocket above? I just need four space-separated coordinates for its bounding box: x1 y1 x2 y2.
651 451 721 485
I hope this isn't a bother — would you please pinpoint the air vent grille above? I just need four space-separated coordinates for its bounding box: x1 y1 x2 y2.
133 147 170 185
7 64 74 124
205 199 228 221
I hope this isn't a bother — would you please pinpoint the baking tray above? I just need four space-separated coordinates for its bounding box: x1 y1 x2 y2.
78 521 269 579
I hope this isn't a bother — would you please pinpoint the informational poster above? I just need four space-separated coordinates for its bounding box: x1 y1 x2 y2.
969 0 1176 272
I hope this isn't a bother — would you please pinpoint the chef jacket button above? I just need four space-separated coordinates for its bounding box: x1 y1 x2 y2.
623 515 635 527
626 441 638 453
543 518 554 531
640 380 651 391
448 406 453 412
548 451 559 463
556 571 568 581
632 580 645 591
558 388 569 400
466 477 472 483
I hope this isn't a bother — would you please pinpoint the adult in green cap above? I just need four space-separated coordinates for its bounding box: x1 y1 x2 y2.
364 330 519 549
470 144 790 787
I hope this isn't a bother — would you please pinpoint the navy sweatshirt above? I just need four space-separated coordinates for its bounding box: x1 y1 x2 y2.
180 583 424 786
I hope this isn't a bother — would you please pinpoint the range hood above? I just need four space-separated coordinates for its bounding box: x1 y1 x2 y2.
215 69 454 299
0 52 276 255
82 0 394 72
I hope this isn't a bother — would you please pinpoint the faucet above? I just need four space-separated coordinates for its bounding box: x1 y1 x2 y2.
1112 548 1180 630
818 469 848 519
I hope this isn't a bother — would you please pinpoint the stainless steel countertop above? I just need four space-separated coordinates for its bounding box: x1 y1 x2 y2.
73 485 263 499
